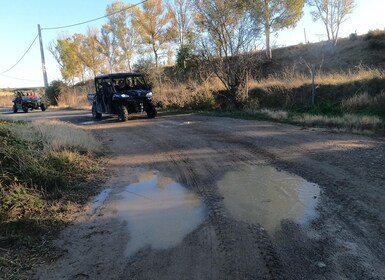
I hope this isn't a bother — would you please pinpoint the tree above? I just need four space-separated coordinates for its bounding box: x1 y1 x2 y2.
307 0 355 45
99 26 118 73
103 1 138 72
194 0 261 106
251 0 305 60
171 0 196 70
171 0 194 48
132 0 177 68
49 34 85 84
77 27 106 78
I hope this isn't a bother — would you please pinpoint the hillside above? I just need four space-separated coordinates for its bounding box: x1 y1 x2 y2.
262 30 385 77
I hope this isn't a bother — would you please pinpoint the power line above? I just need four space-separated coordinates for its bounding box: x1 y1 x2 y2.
0 33 39 75
41 0 148 31
0 0 148 85
0 73 41 82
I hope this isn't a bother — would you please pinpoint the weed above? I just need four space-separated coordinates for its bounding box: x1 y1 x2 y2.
0 119 105 279
0 91 14 107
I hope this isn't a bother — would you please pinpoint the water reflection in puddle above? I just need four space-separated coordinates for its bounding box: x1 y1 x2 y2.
116 171 206 257
90 188 112 215
80 121 98 125
217 166 320 233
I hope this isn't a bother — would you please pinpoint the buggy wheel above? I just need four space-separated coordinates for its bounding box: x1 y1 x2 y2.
146 103 157 118
41 104 46 111
92 103 102 120
117 104 129 122
22 104 28 113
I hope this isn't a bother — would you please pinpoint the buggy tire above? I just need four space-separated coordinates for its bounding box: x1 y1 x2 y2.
92 103 102 120
117 104 129 122
41 104 46 111
22 104 28 113
146 103 157 118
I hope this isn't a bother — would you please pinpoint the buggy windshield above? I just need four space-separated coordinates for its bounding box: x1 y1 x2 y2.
112 76 147 91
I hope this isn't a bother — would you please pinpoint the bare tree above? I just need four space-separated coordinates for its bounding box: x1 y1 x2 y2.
171 0 194 48
307 0 355 45
251 0 305 60
194 0 261 106
99 26 118 73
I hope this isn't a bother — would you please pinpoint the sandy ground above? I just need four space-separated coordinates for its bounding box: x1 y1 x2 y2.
4 109 384 279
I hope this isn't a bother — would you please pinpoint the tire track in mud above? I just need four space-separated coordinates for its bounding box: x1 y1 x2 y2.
186 118 385 277
114 117 286 279
156 131 286 280
91 115 385 279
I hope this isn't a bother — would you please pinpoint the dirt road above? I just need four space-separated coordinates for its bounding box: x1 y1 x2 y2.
6 109 384 279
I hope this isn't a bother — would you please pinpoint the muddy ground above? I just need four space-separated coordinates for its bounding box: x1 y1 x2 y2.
4 109 385 279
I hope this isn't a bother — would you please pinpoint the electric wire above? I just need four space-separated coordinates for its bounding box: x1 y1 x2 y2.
0 73 41 82
1 0 148 85
0 33 39 75
41 0 148 30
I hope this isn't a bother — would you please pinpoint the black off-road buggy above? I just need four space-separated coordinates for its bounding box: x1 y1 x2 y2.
12 88 47 113
88 72 157 122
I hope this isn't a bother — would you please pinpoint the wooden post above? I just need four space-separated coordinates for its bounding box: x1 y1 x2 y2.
245 71 249 100
311 64 316 106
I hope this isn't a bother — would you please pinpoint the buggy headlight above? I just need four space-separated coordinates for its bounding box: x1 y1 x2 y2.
146 92 153 98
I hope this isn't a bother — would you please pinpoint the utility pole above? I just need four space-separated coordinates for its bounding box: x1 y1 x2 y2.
38 24 49 89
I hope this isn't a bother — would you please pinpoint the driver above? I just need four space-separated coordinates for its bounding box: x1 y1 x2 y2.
118 79 125 89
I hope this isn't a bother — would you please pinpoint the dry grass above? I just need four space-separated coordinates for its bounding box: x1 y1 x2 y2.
56 90 90 109
7 119 103 154
0 91 14 107
298 113 383 132
259 109 289 120
154 78 221 110
342 91 385 113
251 68 385 90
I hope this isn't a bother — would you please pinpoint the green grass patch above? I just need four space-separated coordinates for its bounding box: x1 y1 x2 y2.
0 119 105 279
203 109 385 134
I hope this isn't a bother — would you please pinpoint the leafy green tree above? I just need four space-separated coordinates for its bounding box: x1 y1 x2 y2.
132 0 178 68
307 0 355 45
251 0 305 60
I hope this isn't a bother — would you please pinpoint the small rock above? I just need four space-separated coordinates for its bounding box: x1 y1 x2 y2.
317 261 327 268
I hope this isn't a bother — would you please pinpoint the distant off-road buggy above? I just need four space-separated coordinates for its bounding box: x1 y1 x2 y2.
12 89 47 113
87 72 157 122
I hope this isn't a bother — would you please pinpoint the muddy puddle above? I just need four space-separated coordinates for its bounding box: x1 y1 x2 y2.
217 165 320 233
115 171 206 257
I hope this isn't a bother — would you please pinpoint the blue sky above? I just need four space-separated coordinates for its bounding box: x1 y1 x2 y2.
0 0 384 88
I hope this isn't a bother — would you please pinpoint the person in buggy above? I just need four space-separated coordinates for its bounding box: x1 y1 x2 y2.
12 89 47 113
